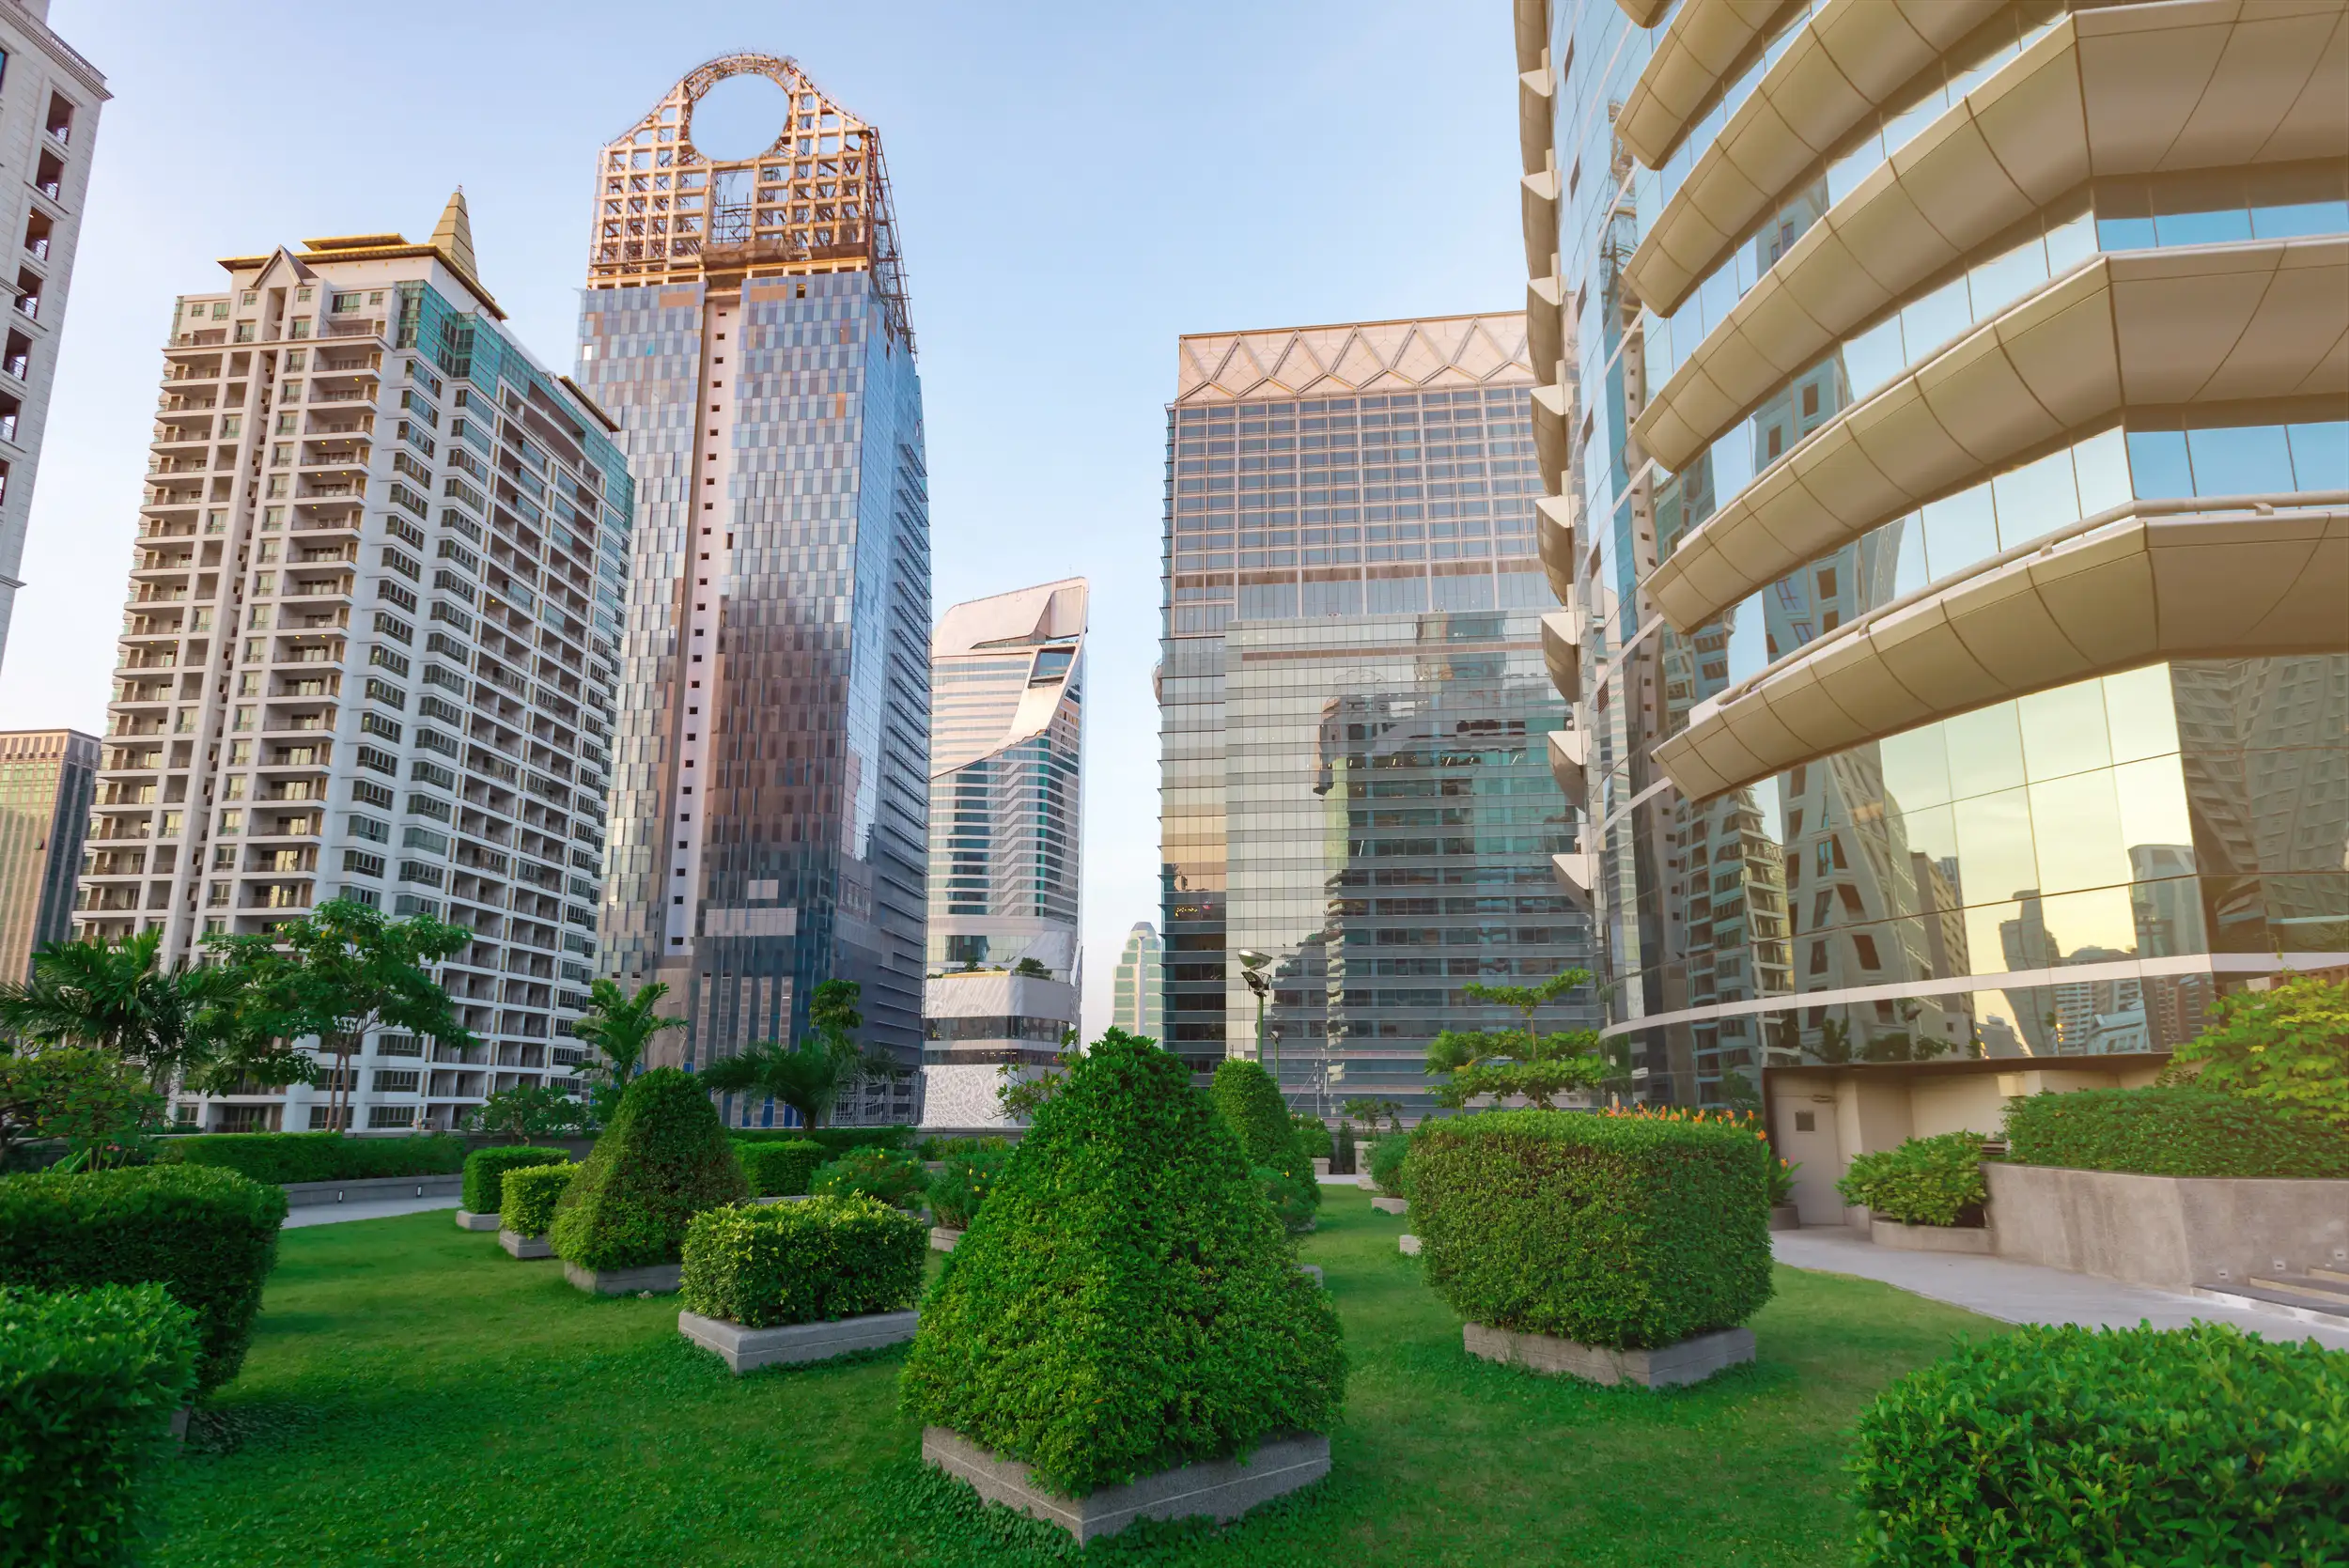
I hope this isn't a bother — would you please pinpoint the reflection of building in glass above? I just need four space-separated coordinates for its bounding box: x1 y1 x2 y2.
0 730 96 979
1159 313 1592 1107
1520 2 2348 1099
578 56 929 1126
1111 921 1163 1041
916 582 1082 1130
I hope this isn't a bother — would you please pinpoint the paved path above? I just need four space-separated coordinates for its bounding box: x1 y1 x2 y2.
283 1196 460 1229
1774 1225 2349 1350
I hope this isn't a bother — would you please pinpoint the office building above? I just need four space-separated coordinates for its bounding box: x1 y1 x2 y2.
0 727 93 976
1111 920 1162 1042
80 194 633 1132
917 579 1084 1131
1159 315 1595 1118
0 4 105 668
1517 0 2347 1102
578 54 930 1126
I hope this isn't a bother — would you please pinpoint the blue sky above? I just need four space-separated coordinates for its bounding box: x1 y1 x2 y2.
9 0 1523 1038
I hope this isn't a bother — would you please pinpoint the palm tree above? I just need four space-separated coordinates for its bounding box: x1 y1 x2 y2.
570 979 686 1090
700 1038 855 1129
0 930 233 1088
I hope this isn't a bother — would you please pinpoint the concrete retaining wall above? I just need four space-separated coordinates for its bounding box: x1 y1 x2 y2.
1986 1162 2349 1291
282 1174 461 1208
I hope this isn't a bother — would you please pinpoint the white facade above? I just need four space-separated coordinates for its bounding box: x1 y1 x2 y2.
80 195 632 1134
0 1 105 667
1110 920 1161 1043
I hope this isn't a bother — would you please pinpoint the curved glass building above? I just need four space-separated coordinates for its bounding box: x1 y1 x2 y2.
1517 0 2348 1105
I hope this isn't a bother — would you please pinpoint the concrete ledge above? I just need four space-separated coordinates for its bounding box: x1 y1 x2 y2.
499 1229 552 1260
1370 1196 1408 1216
1768 1203 1800 1232
1313 1158 1330 1177
282 1173 461 1208
1464 1322 1754 1388
2194 1284 2349 1331
563 1260 682 1296
1398 1234 1422 1256
930 1227 963 1252
1872 1218 1993 1254
679 1308 919 1373
754 1194 811 1205
921 1425 1330 1545
1986 1162 2349 1293
454 1209 499 1232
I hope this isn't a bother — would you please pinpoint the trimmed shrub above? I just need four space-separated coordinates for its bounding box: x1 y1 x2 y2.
1366 1132 1411 1197
1835 1130 1986 1227
1850 1322 2348 1565
810 1147 926 1210
1292 1115 1333 1161
923 1139 1009 1231
1334 1120 1356 1175
1409 1110 1773 1350
901 1031 1345 1497
2002 1087 2349 1179
728 1126 910 1156
0 1164 285 1395
736 1140 825 1198
549 1068 747 1271
1254 1165 1315 1234
1 1283 200 1568
460 1145 572 1214
1211 1059 1318 1227
155 1130 465 1185
679 1194 926 1328
499 1163 575 1238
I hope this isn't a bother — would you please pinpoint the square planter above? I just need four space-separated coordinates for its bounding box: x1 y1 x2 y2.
921 1425 1330 1545
930 1226 963 1252
1768 1203 1800 1232
499 1229 552 1260
678 1309 919 1374
1398 1234 1422 1256
1464 1322 1754 1388
1312 1157 1330 1178
454 1209 500 1233
1870 1217 1992 1254
1297 1263 1324 1285
563 1261 682 1296
1370 1196 1408 1216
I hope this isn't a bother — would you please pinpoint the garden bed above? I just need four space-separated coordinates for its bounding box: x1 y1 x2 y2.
679 1308 919 1374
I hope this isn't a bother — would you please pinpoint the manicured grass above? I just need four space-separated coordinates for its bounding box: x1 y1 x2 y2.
153 1189 1999 1566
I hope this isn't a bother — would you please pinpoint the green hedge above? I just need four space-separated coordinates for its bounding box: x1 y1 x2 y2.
155 1131 465 1185
901 1032 1344 1497
2002 1087 2349 1179
1210 1060 1318 1229
735 1140 825 1198
549 1068 747 1271
924 1140 1009 1231
1850 1322 2348 1565
1409 1110 1773 1351
1291 1115 1333 1161
499 1164 575 1238
810 1147 926 1210
460 1146 572 1214
0 1164 285 1395
727 1126 910 1156
1835 1130 1987 1227
1366 1133 1410 1197
1 1283 199 1568
678 1194 926 1329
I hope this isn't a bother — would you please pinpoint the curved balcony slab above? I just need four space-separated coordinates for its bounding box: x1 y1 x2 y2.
1528 274 1568 386
1532 382 1571 492
1522 167 1561 279
1617 0 1672 30
1655 504 2349 800
1517 0 1553 75
1620 0 1792 172
1519 63 1556 178
1552 849 1599 909
1537 492 1578 603
1635 0 2349 471
1548 725 1591 808
1542 606 1585 699
1645 237 2349 633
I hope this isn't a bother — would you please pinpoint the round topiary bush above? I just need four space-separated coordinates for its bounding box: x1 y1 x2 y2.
1211 1058 1318 1230
900 1032 1345 1497
549 1067 748 1271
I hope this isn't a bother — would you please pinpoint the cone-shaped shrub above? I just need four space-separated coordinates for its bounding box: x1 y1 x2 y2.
1211 1057 1319 1229
900 1030 1345 1497
550 1067 747 1271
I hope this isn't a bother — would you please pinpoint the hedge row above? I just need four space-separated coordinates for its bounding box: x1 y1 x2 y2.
499 1164 575 1238
2 1283 200 1568
460 1146 572 1214
679 1195 926 1329
157 1131 466 1185
726 1126 910 1156
811 1148 926 1209
2002 1088 2349 1179
735 1140 825 1198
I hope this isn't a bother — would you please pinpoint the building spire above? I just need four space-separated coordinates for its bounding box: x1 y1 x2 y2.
429 187 477 281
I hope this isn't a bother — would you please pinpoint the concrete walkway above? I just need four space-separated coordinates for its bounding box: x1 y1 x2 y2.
283 1196 459 1229
1774 1225 2349 1350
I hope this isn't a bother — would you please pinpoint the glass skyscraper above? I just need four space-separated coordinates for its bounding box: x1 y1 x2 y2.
578 55 930 1123
0 728 94 979
1159 315 1595 1115
1111 920 1163 1042
1517 0 2347 1104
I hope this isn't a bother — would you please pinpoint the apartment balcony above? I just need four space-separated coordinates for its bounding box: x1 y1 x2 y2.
101 744 164 771
257 779 324 803
77 886 144 913
85 819 153 843
82 851 147 877
158 393 218 412
249 847 319 874
138 520 199 542
131 584 189 605
272 642 344 668
258 712 333 737
243 881 315 911
108 716 165 738
96 783 159 806
146 456 210 476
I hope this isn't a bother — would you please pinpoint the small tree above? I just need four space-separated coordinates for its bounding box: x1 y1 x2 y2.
467 1082 584 1142
998 1027 1081 1122
2164 975 2349 1126
569 978 684 1100
1213 1058 1317 1231
0 1047 165 1170
1011 956 1050 979
1343 1096 1404 1136
701 1040 851 1128
1425 968 1608 1110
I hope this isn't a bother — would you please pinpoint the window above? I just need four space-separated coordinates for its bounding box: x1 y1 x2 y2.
1794 1111 1814 1132
1852 934 1882 970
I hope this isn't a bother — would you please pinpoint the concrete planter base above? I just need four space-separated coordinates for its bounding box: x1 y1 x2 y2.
679 1308 919 1373
499 1230 552 1260
282 1173 461 1208
921 1426 1330 1545
1370 1196 1408 1216
1871 1217 1993 1254
563 1261 682 1296
1298 1264 1324 1285
1768 1203 1801 1232
1398 1234 1422 1256
454 1209 499 1232
754 1194 811 1205
1464 1322 1754 1388
1312 1158 1330 1178
930 1227 963 1252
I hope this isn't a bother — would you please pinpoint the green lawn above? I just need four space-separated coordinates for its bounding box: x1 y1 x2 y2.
152 1189 1998 1567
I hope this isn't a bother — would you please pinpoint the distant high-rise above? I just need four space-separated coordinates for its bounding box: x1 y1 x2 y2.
0 728 95 977
578 54 930 1126
1111 921 1161 1042
0 4 106 669
917 580 1084 1132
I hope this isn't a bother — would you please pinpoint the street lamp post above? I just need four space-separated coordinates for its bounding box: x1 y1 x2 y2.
1238 949 1272 1087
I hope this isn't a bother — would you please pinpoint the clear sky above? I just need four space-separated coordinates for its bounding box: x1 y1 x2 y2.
8 0 1523 1041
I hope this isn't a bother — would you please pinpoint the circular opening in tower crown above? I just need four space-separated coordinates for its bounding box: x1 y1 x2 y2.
690 72 791 162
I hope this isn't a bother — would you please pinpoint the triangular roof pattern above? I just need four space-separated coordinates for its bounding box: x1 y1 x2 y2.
1173 312 1532 404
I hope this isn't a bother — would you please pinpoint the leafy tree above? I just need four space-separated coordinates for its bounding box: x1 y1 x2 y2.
1212 1059 1317 1231
0 1047 165 1169
700 1040 851 1128
466 1082 584 1141
570 978 684 1093
206 899 474 1133
1342 1097 1404 1134
1010 956 1050 978
0 930 244 1091
1719 1068 1762 1111
997 1036 1081 1122
1813 1017 1854 1065
1425 968 1608 1110
2164 975 2349 1126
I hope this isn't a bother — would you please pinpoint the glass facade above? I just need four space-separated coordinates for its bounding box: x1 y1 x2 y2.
1111 920 1163 1041
1539 0 2349 1104
0 729 95 979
